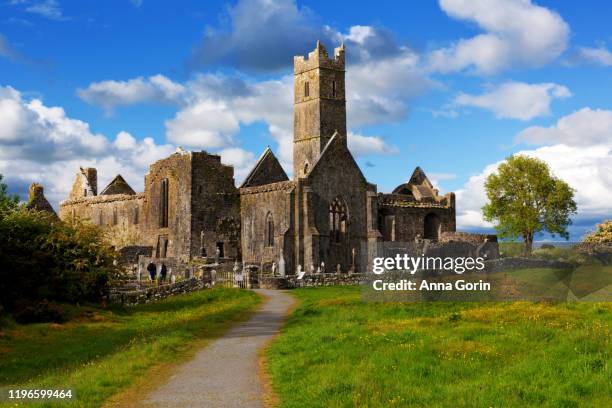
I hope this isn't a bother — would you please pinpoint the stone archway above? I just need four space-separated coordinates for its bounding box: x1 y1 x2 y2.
423 213 441 240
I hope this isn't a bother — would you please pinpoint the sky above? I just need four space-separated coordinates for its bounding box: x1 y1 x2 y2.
0 0 611 241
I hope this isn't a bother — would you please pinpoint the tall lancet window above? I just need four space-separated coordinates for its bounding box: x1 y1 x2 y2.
329 196 347 243
265 212 274 247
159 178 169 228
304 81 309 97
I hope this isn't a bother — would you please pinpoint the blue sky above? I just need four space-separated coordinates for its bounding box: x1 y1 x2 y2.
1 0 611 240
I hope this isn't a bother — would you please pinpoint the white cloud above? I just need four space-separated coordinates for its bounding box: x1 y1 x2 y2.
516 108 612 146
456 108 612 233
347 50 433 126
347 132 398 156
0 86 174 208
77 75 185 114
429 0 569 74
189 0 403 71
454 81 571 120
25 0 67 21
575 46 612 66
218 147 257 181
165 99 239 149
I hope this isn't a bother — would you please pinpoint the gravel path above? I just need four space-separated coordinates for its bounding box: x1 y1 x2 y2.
142 289 295 408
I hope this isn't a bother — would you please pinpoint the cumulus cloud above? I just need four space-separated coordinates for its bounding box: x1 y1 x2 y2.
516 108 612 146
428 0 569 75
347 50 433 126
347 132 398 157
0 86 175 207
188 0 405 71
454 81 571 120
575 46 612 66
80 49 420 170
456 108 612 237
77 75 185 114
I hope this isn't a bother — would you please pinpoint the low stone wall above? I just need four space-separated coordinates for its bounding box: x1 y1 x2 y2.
118 246 152 266
440 231 498 244
259 273 365 289
484 257 572 272
109 277 204 306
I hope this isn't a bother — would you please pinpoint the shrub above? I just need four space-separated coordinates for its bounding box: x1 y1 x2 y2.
0 208 119 318
13 300 66 324
540 243 556 250
584 220 612 243
499 242 525 258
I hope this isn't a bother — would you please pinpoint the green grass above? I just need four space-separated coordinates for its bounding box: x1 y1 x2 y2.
268 286 611 407
0 288 260 407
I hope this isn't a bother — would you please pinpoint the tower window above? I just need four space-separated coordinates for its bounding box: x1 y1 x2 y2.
159 178 169 228
133 207 139 225
112 207 118 225
304 81 309 97
98 210 104 225
332 80 336 97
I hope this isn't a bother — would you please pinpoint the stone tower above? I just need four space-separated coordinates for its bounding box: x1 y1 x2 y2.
293 41 346 177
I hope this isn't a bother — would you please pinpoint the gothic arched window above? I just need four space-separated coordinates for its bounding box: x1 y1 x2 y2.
329 197 347 243
265 212 274 247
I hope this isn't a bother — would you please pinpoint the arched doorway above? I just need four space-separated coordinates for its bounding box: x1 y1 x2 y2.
423 213 440 240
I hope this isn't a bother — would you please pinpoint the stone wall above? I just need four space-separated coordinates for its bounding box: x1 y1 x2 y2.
118 246 153 266
109 277 204 306
440 231 497 244
59 193 144 249
240 181 295 273
190 152 241 259
304 135 376 274
259 273 364 289
141 151 193 259
378 204 455 242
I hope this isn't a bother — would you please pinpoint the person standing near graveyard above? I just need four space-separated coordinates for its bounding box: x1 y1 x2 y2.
160 263 168 284
147 262 157 283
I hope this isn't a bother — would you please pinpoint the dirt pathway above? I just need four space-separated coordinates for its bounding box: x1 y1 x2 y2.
141 289 295 408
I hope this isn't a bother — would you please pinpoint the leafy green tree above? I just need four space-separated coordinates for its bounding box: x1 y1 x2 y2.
482 155 577 255
0 174 19 215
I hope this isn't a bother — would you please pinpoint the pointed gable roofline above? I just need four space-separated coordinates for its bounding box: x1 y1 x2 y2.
240 147 289 188
100 174 136 196
408 166 433 188
308 132 367 184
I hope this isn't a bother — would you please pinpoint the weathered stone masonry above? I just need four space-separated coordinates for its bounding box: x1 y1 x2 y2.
59 42 490 272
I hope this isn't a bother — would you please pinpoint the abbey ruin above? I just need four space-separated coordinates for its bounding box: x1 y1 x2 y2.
59 42 495 273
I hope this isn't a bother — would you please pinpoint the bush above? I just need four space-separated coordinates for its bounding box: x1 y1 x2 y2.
584 220 612 243
499 242 525 258
0 208 119 319
540 243 556 250
13 300 66 323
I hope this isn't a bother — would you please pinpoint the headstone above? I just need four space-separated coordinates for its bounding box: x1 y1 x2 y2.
271 261 277 276
297 264 305 280
336 264 341 273
279 253 286 277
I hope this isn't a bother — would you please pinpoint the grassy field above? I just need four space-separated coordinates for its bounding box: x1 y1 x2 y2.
267 285 611 407
0 288 260 407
